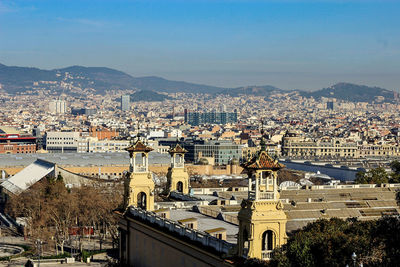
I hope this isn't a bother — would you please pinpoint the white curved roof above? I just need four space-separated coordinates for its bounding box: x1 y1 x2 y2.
280 181 300 189
1 159 55 195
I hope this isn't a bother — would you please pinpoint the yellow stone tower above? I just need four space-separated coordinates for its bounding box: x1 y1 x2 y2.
166 144 189 194
124 139 155 211
237 140 287 260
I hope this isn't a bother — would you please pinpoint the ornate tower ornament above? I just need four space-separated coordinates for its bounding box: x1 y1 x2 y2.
237 132 288 260
123 139 155 211
166 143 189 195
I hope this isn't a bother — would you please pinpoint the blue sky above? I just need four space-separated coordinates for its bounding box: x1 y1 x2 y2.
1 0 400 90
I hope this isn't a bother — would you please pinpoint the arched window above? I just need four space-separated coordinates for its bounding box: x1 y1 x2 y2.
262 230 275 251
137 192 147 210
177 182 183 192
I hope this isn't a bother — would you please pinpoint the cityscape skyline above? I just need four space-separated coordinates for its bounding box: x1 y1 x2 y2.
1 0 400 91
1 1 400 266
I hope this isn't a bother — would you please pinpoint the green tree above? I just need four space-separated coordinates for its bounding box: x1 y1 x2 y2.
389 160 400 174
355 167 388 185
355 171 368 184
389 161 400 183
250 217 400 267
373 216 400 266
269 218 384 267
57 173 64 181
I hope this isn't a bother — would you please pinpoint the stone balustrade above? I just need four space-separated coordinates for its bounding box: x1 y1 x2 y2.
128 207 236 254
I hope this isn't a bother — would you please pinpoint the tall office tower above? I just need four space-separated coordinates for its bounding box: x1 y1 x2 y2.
49 100 67 114
56 100 66 113
184 109 238 126
326 101 335 110
121 95 130 111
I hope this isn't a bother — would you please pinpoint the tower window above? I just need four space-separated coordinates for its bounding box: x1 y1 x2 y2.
262 230 275 251
177 181 183 192
137 192 147 210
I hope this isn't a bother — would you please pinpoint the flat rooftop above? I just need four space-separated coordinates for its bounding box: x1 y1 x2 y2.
0 152 171 167
196 186 400 233
169 209 238 244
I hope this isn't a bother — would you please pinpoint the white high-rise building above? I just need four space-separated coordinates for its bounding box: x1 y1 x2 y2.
121 95 130 111
49 100 67 114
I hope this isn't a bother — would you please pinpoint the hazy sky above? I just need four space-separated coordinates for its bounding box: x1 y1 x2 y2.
1 0 400 91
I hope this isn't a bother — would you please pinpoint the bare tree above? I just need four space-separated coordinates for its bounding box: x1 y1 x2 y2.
6 177 123 255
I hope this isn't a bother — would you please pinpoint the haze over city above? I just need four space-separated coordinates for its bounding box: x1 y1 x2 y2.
1 0 400 90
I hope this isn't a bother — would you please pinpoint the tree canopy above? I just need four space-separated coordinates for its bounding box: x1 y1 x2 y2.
267 217 400 267
6 176 123 254
355 167 389 184
355 161 400 184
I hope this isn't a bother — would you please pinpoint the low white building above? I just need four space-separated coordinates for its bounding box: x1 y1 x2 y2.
45 131 80 153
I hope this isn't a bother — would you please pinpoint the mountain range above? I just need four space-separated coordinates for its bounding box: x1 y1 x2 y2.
218 85 284 96
0 63 222 94
0 63 396 103
300 83 396 103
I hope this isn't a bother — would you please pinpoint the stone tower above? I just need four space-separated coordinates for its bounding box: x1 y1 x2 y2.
237 142 287 260
124 139 155 211
166 144 189 194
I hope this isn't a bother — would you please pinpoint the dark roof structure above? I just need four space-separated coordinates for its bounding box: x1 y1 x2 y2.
168 144 188 155
242 150 284 170
125 140 153 153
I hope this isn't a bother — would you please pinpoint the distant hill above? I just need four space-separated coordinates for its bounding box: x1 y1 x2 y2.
219 85 284 96
130 90 172 102
0 63 224 94
301 83 396 103
129 76 223 94
0 63 59 93
0 63 396 103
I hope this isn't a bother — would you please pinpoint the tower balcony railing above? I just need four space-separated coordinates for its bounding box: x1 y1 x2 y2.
262 250 274 260
259 192 274 200
134 166 147 173
248 191 274 200
172 163 184 168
